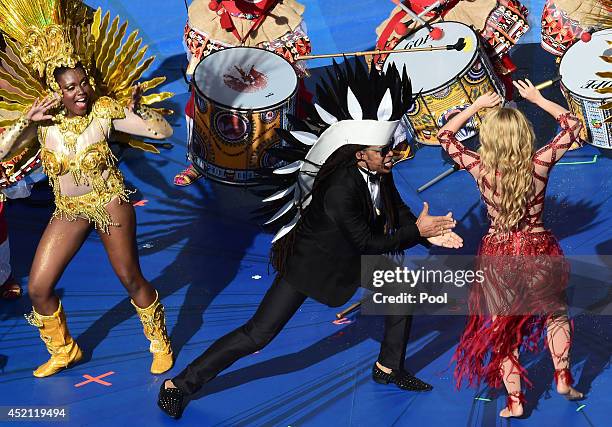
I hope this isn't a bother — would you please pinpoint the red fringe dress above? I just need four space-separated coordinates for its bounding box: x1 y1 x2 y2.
438 112 583 389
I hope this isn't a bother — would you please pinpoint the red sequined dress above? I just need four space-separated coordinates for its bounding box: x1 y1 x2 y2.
438 112 582 388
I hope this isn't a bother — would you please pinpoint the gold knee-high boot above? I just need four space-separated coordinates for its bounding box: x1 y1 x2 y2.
25 301 83 378
132 291 173 374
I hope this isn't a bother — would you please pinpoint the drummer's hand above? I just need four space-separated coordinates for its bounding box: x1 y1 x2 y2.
513 79 544 104
472 92 502 111
128 83 143 113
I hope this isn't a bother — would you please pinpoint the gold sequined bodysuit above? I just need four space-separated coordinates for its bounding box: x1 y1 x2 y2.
37 97 131 233
0 96 173 233
39 141 131 233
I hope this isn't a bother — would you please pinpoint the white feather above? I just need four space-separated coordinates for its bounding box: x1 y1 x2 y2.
262 184 296 202
300 194 313 210
271 214 300 243
290 131 318 146
273 160 303 174
264 199 295 225
314 103 338 125
377 89 393 121
346 87 363 120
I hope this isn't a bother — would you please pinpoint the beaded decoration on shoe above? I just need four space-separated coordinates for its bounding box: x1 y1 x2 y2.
157 381 185 419
372 363 433 391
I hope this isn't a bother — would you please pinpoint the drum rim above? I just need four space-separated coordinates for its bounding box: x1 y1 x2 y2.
559 29 612 102
383 21 482 96
192 46 298 113
561 82 611 104
188 153 280 186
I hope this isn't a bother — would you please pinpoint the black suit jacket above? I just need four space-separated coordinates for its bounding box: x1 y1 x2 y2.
283 165 425 307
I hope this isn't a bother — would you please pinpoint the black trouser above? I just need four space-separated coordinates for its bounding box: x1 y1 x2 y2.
173 276 413 395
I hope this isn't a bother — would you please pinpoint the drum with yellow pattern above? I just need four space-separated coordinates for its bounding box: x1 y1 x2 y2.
190 47 297 184
384 21 506 145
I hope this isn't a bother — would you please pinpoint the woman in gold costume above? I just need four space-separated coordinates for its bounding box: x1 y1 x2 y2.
0 0 175 377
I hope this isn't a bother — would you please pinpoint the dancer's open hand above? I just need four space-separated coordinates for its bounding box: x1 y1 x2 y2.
26 95 59 122
472 92 502 111
513 79 544 104
427 230 464 248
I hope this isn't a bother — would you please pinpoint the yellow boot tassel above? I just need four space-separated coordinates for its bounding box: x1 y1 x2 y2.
25 301 83 378
132 292 174 374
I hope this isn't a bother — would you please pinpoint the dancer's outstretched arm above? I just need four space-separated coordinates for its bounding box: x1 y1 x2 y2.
515 79 583 168
112 85 173 139
437 92 501 179
438 92 502 135
514 79 568 119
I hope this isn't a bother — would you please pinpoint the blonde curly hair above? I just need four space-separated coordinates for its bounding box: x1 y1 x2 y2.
477 107 536 233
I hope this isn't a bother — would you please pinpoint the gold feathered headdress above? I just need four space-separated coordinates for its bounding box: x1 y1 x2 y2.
0 0 89 92
0 0 172 126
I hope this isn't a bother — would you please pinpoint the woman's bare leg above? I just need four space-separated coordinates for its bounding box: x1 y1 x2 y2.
547 314 582 399
499 349 524 417
28 217 92 314
96 198 155 307
98 199 172 374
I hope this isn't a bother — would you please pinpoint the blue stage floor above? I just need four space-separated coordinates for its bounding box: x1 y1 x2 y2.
0 1 610 426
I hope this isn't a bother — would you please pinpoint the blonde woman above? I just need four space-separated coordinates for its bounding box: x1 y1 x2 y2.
437 81 584 418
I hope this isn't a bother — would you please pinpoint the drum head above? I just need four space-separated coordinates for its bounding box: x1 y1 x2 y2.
193 47 298 112
560 30 612 100
383 22 479 94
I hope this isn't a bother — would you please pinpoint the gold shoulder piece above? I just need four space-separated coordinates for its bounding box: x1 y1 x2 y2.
92 96 126 120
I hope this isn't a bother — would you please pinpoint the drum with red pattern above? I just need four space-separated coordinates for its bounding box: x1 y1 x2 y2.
183 16 310 77
373 0 529 72
190 47 297 184
540 0 589 56
482 0 530 61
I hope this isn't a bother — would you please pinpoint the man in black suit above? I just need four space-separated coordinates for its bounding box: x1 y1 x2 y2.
158 143 462 417
157 60 463 419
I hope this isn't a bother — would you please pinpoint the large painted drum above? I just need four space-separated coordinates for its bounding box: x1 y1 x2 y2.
190 47 298 184
384 21 506 145
540 0 605 57
559 30 612 149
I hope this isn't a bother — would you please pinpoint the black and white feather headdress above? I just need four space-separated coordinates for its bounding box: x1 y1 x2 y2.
261 58 413 242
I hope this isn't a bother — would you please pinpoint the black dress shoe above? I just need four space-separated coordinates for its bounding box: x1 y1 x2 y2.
157 380 185 419
372 364 433 392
